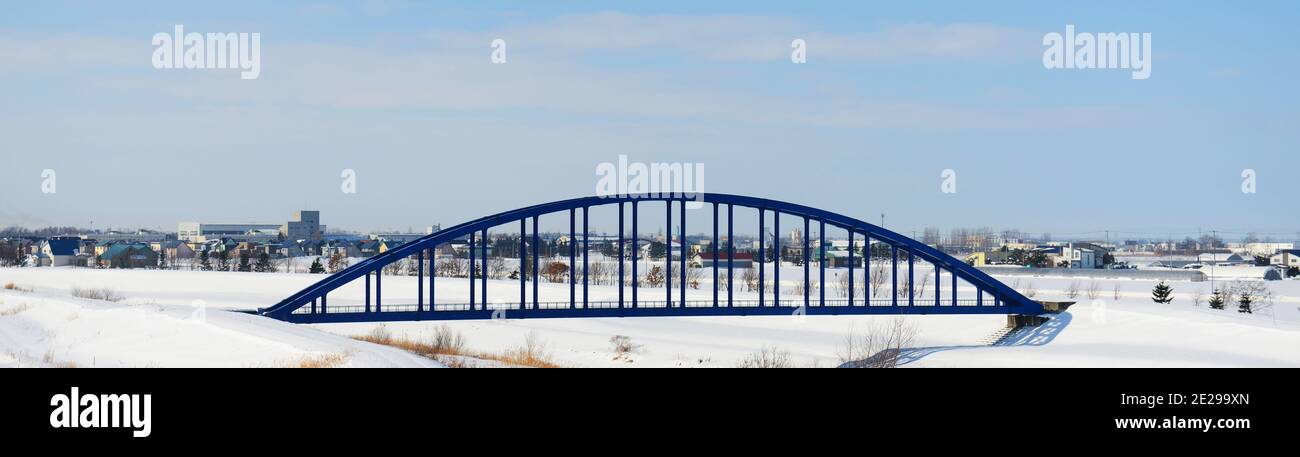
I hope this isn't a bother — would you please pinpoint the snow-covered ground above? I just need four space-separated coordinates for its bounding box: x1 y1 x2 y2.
1 266 1298 367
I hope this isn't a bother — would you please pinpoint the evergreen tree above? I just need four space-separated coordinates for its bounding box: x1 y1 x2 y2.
215 250 230 271
238 251 252 272
1151 281 1174 304
1238 291 1254 314
158 249 167 269
199 251 212 271
308 258 326 274
648 241 666 260
1207 289 1226 310
255 252 272 273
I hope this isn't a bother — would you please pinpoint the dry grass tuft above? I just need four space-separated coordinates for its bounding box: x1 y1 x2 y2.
275 351 352 368
43 351 78 368
355 327 558 368
3 282 32 293
498 332 558 368
0 303 31 316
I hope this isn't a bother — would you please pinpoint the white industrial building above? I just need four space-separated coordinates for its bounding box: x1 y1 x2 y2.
179 210 325 242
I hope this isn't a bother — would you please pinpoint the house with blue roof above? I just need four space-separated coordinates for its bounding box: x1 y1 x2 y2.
38 237 81 267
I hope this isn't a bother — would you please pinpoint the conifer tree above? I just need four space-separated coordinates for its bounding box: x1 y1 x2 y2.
1151 281 1174 304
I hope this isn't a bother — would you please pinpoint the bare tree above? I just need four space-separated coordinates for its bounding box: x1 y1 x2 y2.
488 257 508 280
837 318 919 368
870 261 887 299
741 267 759 292
736 346 792 368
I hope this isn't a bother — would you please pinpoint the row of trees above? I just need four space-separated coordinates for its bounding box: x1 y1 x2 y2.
1152 280 1273 314
194 250 276 273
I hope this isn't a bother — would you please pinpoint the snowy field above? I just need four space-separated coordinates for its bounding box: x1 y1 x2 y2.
1 266 1299 367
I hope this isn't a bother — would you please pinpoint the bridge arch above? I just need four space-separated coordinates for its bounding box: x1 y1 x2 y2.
262 193 1042 323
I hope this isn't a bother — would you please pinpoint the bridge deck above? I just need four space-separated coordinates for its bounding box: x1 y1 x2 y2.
284 299 1016 323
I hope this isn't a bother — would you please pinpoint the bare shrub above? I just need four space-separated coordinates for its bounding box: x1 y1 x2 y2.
542 261 569 283
70 286 125 303
3 283 32 293
1086 281 1101 300
609 335 641 360
501 332 557 368
1066 281 1081 299
367 324 393 345
736 346 792 368
741 267 758 292
488 257 509 279
838 317 919 368
834 272 849 298
1021 282 1037 298
643 265 665 287
0 303 31 316
1113 284 1122 301
1191 289 1204 307
429 324 467 354
437 258 468 278
686 266 704 290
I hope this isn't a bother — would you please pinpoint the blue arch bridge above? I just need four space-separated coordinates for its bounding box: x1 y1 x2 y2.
261 194 1043 324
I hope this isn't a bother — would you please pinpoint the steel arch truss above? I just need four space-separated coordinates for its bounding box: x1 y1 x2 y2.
261 194 1042 323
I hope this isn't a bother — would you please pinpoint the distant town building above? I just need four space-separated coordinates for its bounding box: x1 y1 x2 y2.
1270 249 1300 269
179 210 324 242
37 237 81 267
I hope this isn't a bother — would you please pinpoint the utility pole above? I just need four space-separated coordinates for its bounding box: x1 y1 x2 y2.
1211 229 1217 293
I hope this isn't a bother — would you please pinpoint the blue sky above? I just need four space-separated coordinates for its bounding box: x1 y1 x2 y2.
1 1 1296 240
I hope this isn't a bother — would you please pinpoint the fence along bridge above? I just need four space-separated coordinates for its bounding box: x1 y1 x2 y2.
261 194 1043 323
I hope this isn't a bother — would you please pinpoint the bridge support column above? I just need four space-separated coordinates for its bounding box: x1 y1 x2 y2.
481 229 488 308
774 211 780 306
418 250 424 313
848 232 855 307
532 216 539 310
907 251 914 307
679 199 685 308
935 264 941 306
727 204 734 308
584 207 590 309
891 246 899 307
712 202 718 308
952 268 957 307
570 209 576 309
803 217 809 308
618 202 625 309
666 200 672 307
520 219 526 310
759 208 765 308
626 203 631 310
819 220 826 307
469 232 476 310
